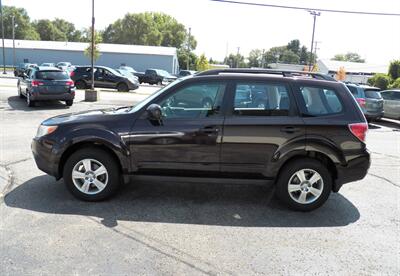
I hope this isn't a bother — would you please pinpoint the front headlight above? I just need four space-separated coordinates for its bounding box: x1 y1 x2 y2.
36 125 58 138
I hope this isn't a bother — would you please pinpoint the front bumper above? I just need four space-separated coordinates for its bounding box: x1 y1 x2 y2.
31 138 61 178
334 151 371 192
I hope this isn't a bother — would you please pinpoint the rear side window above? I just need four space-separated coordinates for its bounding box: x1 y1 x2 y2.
346 85 359 97
364 89 382 99
233 82 291 116
300 86 343 116
35 71 69 80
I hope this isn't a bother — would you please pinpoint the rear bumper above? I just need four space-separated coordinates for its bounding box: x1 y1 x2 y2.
364 110 384 120
333 151 371 192
30 92 75 101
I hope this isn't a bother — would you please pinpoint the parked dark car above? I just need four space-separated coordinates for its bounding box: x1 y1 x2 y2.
139 69 177 85
178 70 197 77
346 84 383 121
71 66 139 91
380 89 400 120
14 63 37 77
18 66 75 107
32 69 370 211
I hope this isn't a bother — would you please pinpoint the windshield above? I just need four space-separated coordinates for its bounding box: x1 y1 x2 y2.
364 90 382 99
35 71 69 80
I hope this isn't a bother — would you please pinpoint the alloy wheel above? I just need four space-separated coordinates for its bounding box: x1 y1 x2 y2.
71 158 108 195
287 168 324 204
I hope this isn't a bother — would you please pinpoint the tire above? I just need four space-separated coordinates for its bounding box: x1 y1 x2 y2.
117 82 129 92
27 92 35 107
157 80 162 85
63 148 121 201
65 100 73 106
75 80 86 90
275 158 332 212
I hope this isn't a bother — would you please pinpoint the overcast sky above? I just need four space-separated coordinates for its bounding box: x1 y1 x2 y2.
5 0 400 65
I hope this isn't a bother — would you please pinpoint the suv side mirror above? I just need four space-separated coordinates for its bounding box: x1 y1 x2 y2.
146 104 163 122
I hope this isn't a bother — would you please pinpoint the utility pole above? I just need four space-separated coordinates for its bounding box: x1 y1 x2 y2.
308 10 320 71
186 27 191 70
261 49 265 68
12 16 15 69
313 41 321 71
90 0 95 90
0 0 6 74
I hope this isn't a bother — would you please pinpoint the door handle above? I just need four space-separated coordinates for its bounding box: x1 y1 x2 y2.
280 126 300 133
200 126 218 134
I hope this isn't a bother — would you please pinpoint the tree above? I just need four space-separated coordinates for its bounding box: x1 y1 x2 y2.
389 78 400 89
248 49 263 68
332 52 365 63
368 73 391 90
34 19 67 41
84 28 102 62
388 60 400 80
299 46 309 64
2 6 39 40
52 18 83 42
177 48 197 70
196 54 210 71
280 49 300 64
224 53 246 68
335 67 346 81
287 39 300 55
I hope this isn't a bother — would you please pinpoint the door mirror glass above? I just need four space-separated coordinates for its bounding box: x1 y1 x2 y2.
146 104 163 121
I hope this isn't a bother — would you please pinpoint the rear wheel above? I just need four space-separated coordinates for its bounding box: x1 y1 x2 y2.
75 80 86 90
65 100 73 106
27 93 35 107
275 158 332 211
63 148 121 201
117 82 129 92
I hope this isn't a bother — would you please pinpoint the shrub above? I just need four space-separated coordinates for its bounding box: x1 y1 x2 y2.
389 78 400 89
368 73 391 90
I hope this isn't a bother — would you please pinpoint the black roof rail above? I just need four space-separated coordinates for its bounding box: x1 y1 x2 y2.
196 68 336 81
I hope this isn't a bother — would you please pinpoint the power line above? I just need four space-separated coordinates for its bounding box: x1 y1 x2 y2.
209 0 400 16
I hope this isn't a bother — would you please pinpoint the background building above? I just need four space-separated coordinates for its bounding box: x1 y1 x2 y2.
317 59 389 84
1 39 179 74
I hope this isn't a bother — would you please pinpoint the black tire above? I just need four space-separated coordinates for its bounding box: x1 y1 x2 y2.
27 93 35 107
63 148 121 201
75 80 86 90
275 158 332 212
65 100 73 106
117 82 129 92
157 80 162 85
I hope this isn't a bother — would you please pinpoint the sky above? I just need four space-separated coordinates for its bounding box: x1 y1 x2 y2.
4 0 400 65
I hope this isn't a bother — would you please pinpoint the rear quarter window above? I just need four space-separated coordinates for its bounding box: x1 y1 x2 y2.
300 86 343 116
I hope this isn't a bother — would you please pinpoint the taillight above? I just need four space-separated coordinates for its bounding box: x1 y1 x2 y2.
356 98 366 108
31 80 44 87
70 71 75 77
66 80 74 86
349 123 368 142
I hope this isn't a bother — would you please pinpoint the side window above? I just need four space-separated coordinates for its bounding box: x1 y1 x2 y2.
380 92 392 100
158 83 226 119
233 82 290 116
300 86 343 116
346 86 358 97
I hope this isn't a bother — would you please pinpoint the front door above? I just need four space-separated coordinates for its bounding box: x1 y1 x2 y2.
129 81 227 174
221 80 305 177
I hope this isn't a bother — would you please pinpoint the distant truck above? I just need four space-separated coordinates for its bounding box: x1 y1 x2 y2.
137 69 177 85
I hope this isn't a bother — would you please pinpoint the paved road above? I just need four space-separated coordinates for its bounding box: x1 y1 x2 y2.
0 83 399 275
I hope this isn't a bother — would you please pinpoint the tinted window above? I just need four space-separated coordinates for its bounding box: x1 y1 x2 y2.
392 92 400 100
35 71 69 80
380 92 392 100
364 90 382 99
233 82 290 116
159 83 226 119
300 86 343 116
346 85 359 96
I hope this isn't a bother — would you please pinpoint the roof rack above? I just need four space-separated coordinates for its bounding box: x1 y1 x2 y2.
196 68 336 81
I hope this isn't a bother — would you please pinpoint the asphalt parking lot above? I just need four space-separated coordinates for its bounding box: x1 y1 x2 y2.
0 79 399 275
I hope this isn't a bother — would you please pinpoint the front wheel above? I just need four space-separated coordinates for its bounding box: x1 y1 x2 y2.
275 158 332 211
63 148 121 201
65 100 73 106
117 82 129 92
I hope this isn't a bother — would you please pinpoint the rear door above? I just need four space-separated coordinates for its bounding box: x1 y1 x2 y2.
364 88 383 114
221 79 305 177
35 70 71 94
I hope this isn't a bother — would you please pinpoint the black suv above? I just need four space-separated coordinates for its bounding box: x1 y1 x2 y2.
71 66 139 91
32 69 370 211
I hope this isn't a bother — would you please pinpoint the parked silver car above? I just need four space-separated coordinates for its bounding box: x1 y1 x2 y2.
346 84 384 121
380 90 400 120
